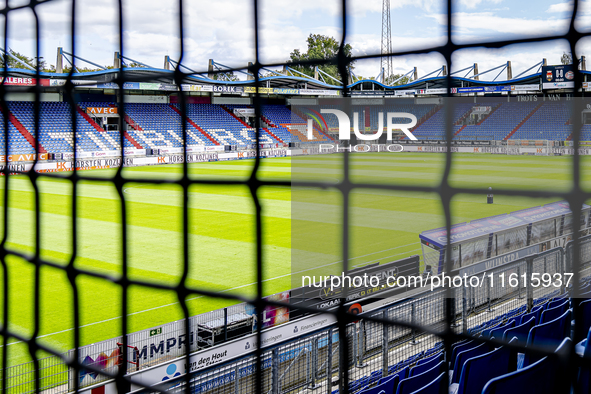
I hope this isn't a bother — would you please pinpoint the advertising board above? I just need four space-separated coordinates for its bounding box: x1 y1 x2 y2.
542 65 575 89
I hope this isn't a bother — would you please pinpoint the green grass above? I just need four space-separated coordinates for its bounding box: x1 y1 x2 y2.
0 152 588 374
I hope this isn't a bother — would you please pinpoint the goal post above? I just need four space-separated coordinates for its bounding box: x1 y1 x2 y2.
505 139 551 155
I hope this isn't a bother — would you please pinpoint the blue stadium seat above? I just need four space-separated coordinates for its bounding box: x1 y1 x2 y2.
519 304 545 326
409 352 444 377
521 309 572 368
450 341 474 369
408 372 447 394
488 319 516 340
452 342 491 384
547 295 569 310
368 370 382 385
503 317 536 344
482 338 571 394
416 351 444 367
359 374 398 394
396 361 445 394
388 365 410 382
575 299 591 342
378 375 400 393
575 328 591 393
539 299 570 324
377 373 400 388
450 344 516 394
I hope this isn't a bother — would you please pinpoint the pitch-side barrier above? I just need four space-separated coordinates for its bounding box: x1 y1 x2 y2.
77 237 591 394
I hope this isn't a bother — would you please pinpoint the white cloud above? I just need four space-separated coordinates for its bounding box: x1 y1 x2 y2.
547 1 574 14
426 11 571 43
454 12 569 35
455 0 504 11
347 0 441 17
451 40 571 81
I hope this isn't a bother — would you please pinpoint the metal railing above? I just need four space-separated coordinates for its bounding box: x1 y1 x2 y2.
145 244 582 394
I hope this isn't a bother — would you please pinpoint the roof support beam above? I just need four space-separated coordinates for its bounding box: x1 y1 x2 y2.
470 62 506 80
387 68 414 85
316 67 342 85
285 66 317 81
117 53 153 69
0 47 35 70
62 50 106 70
414 66 445 82
513 60 544 79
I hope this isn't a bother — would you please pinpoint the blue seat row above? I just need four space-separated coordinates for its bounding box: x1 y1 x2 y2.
340 290 591 394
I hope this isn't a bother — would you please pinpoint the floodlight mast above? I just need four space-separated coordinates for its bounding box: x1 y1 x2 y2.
380 0 393 84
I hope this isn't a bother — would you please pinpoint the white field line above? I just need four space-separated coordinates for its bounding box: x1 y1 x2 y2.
1 242 422 347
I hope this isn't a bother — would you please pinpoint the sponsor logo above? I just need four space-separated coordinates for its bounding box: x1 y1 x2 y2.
319 144 403 153
547 70 553 81
566 70 574 80
79 351 120 384
0 77 48 86
212 85 243 93
87 107 117 115
162 364 182 382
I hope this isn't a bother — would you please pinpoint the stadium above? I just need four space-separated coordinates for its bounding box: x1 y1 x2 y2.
3 1 591 394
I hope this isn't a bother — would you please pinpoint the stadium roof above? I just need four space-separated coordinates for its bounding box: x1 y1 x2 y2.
2 66 590 92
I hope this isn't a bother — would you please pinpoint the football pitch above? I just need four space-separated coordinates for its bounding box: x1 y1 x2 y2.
0 152 588 368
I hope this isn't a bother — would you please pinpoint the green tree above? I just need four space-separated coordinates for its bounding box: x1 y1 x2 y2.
288 34 354 83
1 49 38 70
62 65 104 73
212 71 239 81
261 70 282 78
385 73 412 86
125 62 146 68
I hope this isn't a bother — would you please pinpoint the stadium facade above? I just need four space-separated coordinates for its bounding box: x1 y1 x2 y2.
0 57 590 166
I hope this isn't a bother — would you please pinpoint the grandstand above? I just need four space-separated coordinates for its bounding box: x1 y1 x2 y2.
0 98 590 156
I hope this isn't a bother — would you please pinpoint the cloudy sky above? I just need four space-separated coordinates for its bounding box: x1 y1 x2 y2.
2 0 591 82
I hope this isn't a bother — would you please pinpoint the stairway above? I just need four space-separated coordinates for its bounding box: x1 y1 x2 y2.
454 125 467 137
504 103 544 141
262 127 284 144
76 106 116 150
76 106 105 133
122 115 146 149
476 103 502 126
454 107 473 126
168 105 219 145
0 106 47 153
220 105 251 127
